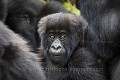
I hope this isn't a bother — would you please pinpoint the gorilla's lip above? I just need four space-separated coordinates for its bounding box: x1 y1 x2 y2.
50 53 63 57
50 54 64 62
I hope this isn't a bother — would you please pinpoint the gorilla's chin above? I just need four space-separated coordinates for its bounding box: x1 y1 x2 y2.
49 53 68 66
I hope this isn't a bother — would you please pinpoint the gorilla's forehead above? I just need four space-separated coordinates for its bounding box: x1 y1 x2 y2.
38 12 87 36
46 29 67 35
46 13 78 25
46 22 70 31
44 13 81 31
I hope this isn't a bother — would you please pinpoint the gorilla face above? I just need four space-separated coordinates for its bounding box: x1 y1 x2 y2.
46 29 68 64
38 13 87 66
6 8 39 51
41 28 73 65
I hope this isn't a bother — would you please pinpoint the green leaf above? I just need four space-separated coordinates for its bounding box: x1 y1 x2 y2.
63 1 80 16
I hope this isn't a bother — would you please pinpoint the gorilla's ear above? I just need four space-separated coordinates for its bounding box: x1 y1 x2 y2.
77 16 88 43
78 16 88 30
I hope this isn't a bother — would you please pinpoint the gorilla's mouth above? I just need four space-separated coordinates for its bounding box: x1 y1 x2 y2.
49 48 66 57
50 53 63 57
49 51 66 58
49 54 66 63
50 47 62 53
49 52 65 59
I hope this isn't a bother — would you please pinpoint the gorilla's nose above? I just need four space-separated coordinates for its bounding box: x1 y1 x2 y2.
51 45 62 50
50 38 63 53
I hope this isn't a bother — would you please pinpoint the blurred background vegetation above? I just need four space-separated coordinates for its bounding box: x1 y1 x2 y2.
40 0 80 16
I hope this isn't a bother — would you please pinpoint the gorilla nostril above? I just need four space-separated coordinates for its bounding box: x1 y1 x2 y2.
57 46 62 49
51 45 62 50
51 45 55 49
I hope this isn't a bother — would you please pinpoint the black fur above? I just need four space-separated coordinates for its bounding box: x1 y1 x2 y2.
0 0 7 21
5 0 43 52
38 13 106 80
0 21 46 80
39 1 67 18
76 0 120 79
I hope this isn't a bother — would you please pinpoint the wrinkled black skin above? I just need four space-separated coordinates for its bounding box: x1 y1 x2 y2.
0 21 46 80
76 0 120 79
39 13 106 80
5 0 43 52
39 1 67 18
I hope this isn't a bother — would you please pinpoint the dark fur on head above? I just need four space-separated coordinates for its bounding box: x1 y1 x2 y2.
38 12 87 62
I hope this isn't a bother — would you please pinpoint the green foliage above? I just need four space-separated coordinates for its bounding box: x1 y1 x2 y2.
39 0 46 4
63 1 80 16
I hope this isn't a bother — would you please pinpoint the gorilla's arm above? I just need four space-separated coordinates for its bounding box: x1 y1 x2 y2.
69 48 106 80
0 21 46 80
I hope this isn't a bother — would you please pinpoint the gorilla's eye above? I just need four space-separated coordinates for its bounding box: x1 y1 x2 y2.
60 34 66 41
49 34 55 40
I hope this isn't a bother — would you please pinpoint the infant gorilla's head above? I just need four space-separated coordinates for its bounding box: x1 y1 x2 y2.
38 13 87 66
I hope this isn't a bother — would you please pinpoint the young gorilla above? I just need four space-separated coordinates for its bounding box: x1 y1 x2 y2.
0 21 46 80
76 0 120 80
38 13 106 80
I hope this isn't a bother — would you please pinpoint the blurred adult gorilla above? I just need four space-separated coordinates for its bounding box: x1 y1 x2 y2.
76 0 120 80
4 0 66 52
5 0 43 52
0 21 46 80
38 13 106 80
